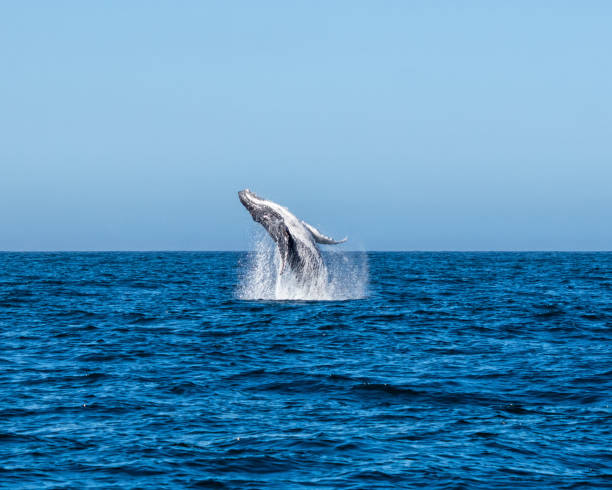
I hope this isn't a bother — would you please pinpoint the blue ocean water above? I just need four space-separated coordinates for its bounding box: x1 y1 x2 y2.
0 252 610 488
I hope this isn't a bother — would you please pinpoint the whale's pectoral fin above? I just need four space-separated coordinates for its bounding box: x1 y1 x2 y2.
302 221 347 245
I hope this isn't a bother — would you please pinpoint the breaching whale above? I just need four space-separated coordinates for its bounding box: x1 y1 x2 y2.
238 189 346 280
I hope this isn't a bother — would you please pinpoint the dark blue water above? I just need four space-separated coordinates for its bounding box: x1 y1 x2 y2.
1 252 610 488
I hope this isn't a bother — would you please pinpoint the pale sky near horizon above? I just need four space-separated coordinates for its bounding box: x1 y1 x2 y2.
1 2 611 251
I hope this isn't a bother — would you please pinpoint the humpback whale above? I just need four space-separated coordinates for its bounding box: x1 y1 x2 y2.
238 189 346 279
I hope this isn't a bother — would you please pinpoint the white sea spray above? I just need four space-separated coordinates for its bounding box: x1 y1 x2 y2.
237 231 368 301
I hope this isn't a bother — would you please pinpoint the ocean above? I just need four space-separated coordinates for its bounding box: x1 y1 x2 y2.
0 251 610 488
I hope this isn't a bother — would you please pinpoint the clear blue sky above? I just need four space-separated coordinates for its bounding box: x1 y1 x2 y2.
1 2 610 250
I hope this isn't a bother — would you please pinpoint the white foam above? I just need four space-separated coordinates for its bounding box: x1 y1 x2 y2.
236 231 368 301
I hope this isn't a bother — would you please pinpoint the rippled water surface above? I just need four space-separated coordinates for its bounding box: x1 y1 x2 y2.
1 252 611 488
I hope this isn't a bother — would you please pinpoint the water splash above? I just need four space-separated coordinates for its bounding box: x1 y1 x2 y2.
237 232 368 301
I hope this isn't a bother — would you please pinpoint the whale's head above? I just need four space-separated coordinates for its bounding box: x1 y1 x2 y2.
238 189 263 216
238 189 280 224
239 188 288 246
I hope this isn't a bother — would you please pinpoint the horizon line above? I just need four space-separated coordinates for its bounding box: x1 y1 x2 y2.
1 249 610 253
